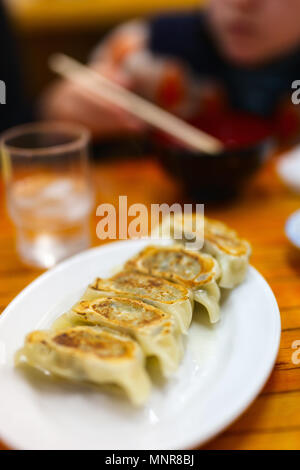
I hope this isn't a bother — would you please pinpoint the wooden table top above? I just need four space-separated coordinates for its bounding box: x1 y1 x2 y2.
0 154 299 450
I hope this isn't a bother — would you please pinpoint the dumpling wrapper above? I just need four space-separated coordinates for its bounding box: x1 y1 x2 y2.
201 217 251 288
82 271 193 334
125 245 221 323
15 326 151 406
55 296 184 378
152 213 251 288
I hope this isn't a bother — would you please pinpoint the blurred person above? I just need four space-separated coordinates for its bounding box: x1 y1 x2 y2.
0 2 31 133
40 0 300 142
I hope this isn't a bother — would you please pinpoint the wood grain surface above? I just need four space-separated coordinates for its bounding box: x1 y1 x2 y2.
0 154 299 450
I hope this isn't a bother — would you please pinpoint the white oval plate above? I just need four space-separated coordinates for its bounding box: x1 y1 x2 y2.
0 239 280 450
285 209 300 249
277 146 300 194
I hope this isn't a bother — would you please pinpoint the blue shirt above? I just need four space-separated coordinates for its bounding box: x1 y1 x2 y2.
149 11 300 117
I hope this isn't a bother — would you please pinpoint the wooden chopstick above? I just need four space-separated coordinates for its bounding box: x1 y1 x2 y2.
49 53 223 155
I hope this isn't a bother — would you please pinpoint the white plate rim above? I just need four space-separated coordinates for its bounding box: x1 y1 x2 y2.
0 240 281 450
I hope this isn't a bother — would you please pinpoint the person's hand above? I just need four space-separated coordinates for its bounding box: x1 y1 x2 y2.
39 62 145 139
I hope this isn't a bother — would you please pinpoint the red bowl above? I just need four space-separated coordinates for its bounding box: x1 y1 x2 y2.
154 111 273 201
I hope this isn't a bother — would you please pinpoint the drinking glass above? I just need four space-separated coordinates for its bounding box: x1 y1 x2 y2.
1 122 94 268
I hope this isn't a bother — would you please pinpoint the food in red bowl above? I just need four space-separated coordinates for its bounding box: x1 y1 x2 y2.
155 110 273 201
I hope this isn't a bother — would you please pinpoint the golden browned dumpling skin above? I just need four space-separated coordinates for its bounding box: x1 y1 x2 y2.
125 245 221 323
15 326 151 405
152 213 251 289
202 217 251 288
83 271 193 334
125 245 219 288
204 217 249 256
60 296 184 377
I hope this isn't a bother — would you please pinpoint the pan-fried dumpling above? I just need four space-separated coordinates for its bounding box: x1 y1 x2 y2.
152 213 251 288
60 296 184 378
83 271 193 334
201 217 251 288
126 245 221 323
15 326 151 406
